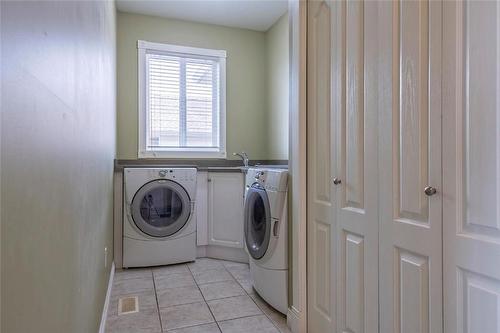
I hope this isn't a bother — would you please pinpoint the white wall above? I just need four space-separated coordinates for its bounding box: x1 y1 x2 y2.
116 11 290 161
1 1 116 331
266 13 290 160
117 12 269 160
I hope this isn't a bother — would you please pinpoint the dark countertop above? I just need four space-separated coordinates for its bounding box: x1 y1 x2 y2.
114 159 288 173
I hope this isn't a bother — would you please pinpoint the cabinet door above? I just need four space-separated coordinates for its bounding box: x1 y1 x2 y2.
378 1 443 332
443 1 500 332
207 172 244 248
196 171 209 246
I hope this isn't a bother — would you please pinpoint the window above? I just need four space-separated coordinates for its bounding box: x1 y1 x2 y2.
138 40 226 158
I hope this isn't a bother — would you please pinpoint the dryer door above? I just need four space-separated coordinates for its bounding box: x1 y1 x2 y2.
131 179 191 238
244 183 271 259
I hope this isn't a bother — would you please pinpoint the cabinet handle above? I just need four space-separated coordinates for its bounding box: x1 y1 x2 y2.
333 178 342 185
208 178 212 182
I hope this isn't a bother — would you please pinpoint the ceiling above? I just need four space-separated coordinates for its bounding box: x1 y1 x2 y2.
115 0 288 32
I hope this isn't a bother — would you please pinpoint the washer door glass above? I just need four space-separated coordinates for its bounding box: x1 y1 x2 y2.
244 183 271 259
131 179 191 238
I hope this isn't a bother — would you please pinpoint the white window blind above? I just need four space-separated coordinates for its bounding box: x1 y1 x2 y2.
138 41 226 158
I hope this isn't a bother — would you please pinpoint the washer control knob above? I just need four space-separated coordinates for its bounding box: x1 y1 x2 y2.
159 170 167 177
254 171 264 180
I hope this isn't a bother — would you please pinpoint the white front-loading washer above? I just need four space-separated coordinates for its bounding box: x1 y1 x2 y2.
123 167 197 268
244 167 288 314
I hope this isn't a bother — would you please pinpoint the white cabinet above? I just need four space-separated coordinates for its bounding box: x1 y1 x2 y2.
200 172 244 248
196 171 209 246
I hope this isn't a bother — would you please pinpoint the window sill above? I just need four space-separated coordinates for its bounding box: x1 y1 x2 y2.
138 150 227 159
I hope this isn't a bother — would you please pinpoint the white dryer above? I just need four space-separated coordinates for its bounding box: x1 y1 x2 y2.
244 167 288 314
123 168 197 268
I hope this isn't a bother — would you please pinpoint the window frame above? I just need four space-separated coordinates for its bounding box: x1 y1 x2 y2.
137 40 227 159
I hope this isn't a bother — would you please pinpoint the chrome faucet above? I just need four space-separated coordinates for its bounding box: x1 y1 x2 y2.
233 151 249 167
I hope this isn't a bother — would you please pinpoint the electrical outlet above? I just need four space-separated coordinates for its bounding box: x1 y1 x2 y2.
104 247 108 269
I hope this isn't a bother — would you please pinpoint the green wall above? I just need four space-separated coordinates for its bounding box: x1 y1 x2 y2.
1 1 116 332
117 12 269 160
266 13 290 160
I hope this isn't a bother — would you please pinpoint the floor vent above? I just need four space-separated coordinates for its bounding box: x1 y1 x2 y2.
118 296 139 315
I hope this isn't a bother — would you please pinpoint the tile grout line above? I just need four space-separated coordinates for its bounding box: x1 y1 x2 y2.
237 264 287 332
228 261 285 333
156 267 249 311
202 261 281 331
220 314 281 324
117 260 286 333
187 262 224 333
151 270 164 333
196 279 240 287
247 292 283 332
193 262 273 331
222 260 288 331
156 290 249 312
160 316 268 333
234 278 252 292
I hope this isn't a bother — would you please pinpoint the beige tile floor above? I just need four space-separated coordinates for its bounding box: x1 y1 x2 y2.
106 258 291 333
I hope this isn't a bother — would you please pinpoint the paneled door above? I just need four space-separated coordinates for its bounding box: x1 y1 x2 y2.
307 0 335 331
332 0 379 332
378 1 443 333
307 0 379 332
442 1 500 332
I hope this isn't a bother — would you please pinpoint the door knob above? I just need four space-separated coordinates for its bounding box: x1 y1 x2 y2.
424 186 437 196
333 178 342 185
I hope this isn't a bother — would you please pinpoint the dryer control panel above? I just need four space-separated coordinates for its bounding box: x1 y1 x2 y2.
144 168 196 182
124 167 197 206
153 168 197 182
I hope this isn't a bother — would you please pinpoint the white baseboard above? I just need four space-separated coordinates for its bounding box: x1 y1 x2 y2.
99 262 115 333
287 306 301 333
196 245 249 263
196 245 207 258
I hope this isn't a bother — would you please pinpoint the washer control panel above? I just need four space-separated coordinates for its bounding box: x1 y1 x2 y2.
246 168 288 192
254 170 265 181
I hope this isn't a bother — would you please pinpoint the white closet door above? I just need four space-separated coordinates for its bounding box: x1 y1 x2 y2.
333 1 379 332
379 1 443 332
307 0 335 331
307 1 379 332
442 1 500 332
